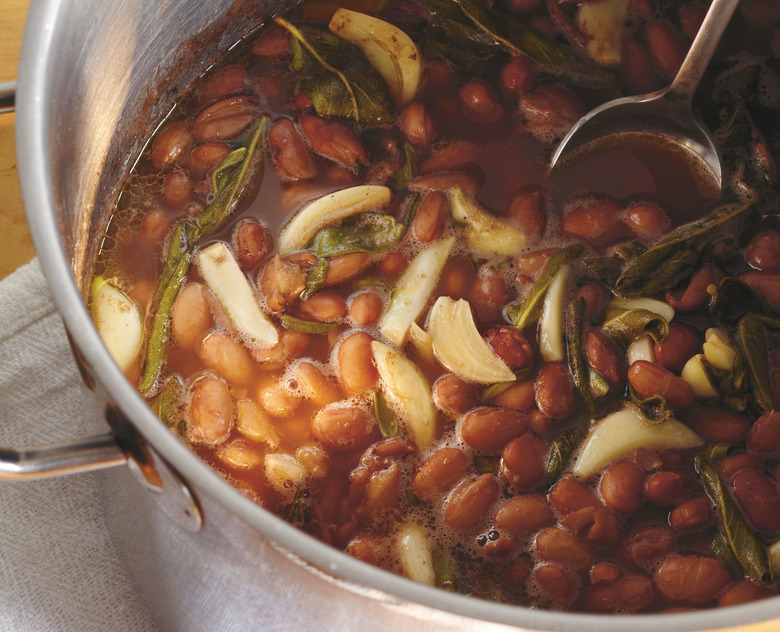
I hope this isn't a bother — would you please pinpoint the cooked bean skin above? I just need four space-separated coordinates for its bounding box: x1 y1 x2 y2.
267 117 316 181
600 461 645 515
189 376 234 445
413 447 469 496
460 407 527 452
171 283 212 350
646 470 695 506
433 374 479 416
312 406 375 450
669 496 714 534
653 323 699 373
747 411 780 455
532 564 579 607
501 434 547 490
747 229 780 271
494 494 554 537
627 361 694 409
654 555 731 605
684 405 750 443
583 574 654 613
731 469 780 533
586 330 627 392
337 332 378 394
151 121 191 170
444 474 499 531
535 528 594 571
535 363 574 419
193 95 259 142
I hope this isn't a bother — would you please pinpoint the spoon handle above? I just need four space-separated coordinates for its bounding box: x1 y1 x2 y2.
668 0 741 102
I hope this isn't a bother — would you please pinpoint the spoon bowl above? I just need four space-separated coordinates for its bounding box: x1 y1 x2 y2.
551 0 741 192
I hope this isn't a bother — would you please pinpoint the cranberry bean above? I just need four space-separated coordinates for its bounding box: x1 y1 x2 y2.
747 229 780 271
346 536 381 565
364 462 401 511
400 102 437 148
619 526 678 569
684 405 750 443
645 22 686 81
535 528 594 571
419 140 483 175
349 292 383 326
633 447 663 472
535 363 574 419
294 361 343 406
444 473 500 531
623 203 670 236
470 274 509 323
679 3 706 40
747 411 780 455
460 407 527 452
574 283 606 323
653 323 699 373
732 469 780 533
518 85 584 132
193 95 259 142
379 251 407 276
268 118 317 181
586 330 627 392
312 405 375 450
337 332 379 394
550 475 600 515
438 258 476 300
260 255 306 313
532 564 579 607
433 374 479 416
151 121 191 170
584 574 654 613
199 65 248 103
299 292 347 321
562 199 629 248
621 40 664 95
233 219 272 270
665 265 717 312
171 283 212 350
669 496 713 534
740 271 780 310
140 209 170 244
561 505 620 549
189 142 231 178
485 326 533 370
323 253 371 287
501 434 547 490
494 381 536 411
590 561 622 584
198 332 253 387
300 114 367 170
717 453 763 481
600 461 645 515
627 361 694 409
505 187 546 241
718 578 776 607
654 555 731 605
252 24 290 57
161 172 192 212
494 494 554 537
413 447 470 496
515 248 555 276
646 470 695 506
500 56 536 97
189 376 233 445
413 191 447 242
459 79 504 123
259 382 301 418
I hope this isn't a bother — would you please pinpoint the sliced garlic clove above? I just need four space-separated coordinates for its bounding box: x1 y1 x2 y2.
449 187 526 257
90 276 143 372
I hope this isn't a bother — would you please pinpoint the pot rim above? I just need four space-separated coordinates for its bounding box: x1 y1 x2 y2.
14 1 780 629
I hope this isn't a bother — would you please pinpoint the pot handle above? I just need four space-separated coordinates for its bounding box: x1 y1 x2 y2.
0 433 127 479
0 81 15 114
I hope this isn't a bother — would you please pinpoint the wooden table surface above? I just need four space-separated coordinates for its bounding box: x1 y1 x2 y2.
0 0 35 280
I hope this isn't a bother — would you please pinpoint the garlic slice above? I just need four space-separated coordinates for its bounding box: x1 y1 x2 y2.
449 187 526 257
681 354 718 398
397 523 435 585
606 296 674 323
427 296 516 384
90 276 143 371
576 0 631 65
278 185 391 255
539 264 572 363
703 328 737 372
198 242 278 347
379 237 454 347
572 406 704 478
372 341 437 448
329 9 422 108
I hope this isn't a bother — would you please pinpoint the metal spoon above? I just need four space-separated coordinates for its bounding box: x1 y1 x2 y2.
550 0 741 190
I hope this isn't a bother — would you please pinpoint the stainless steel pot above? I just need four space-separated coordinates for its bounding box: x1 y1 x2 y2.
12 0 780 630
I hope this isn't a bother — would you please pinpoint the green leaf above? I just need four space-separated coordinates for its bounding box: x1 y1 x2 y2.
589 369 610 397
507 244 584 330
405 489 422 507
697 455 774 586
283 486 315 528
712 531 744 578
433 547 458 591
738 314 774 412
280 314 340 334
373 390 400 438
389 143 418 190
615 202 757 298
308 214 405 257
627 387 672 424
473 454 499 474
566 298 596 417
601 308 669 347
149 376 184 430
709 277 780 330
398 192 423 227
212 147 246 195
546 425 584 481
301 258 328 301
455 0 614 87
281 19 394 126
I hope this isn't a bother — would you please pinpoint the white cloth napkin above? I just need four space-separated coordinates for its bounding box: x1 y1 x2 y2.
0 258 158 632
